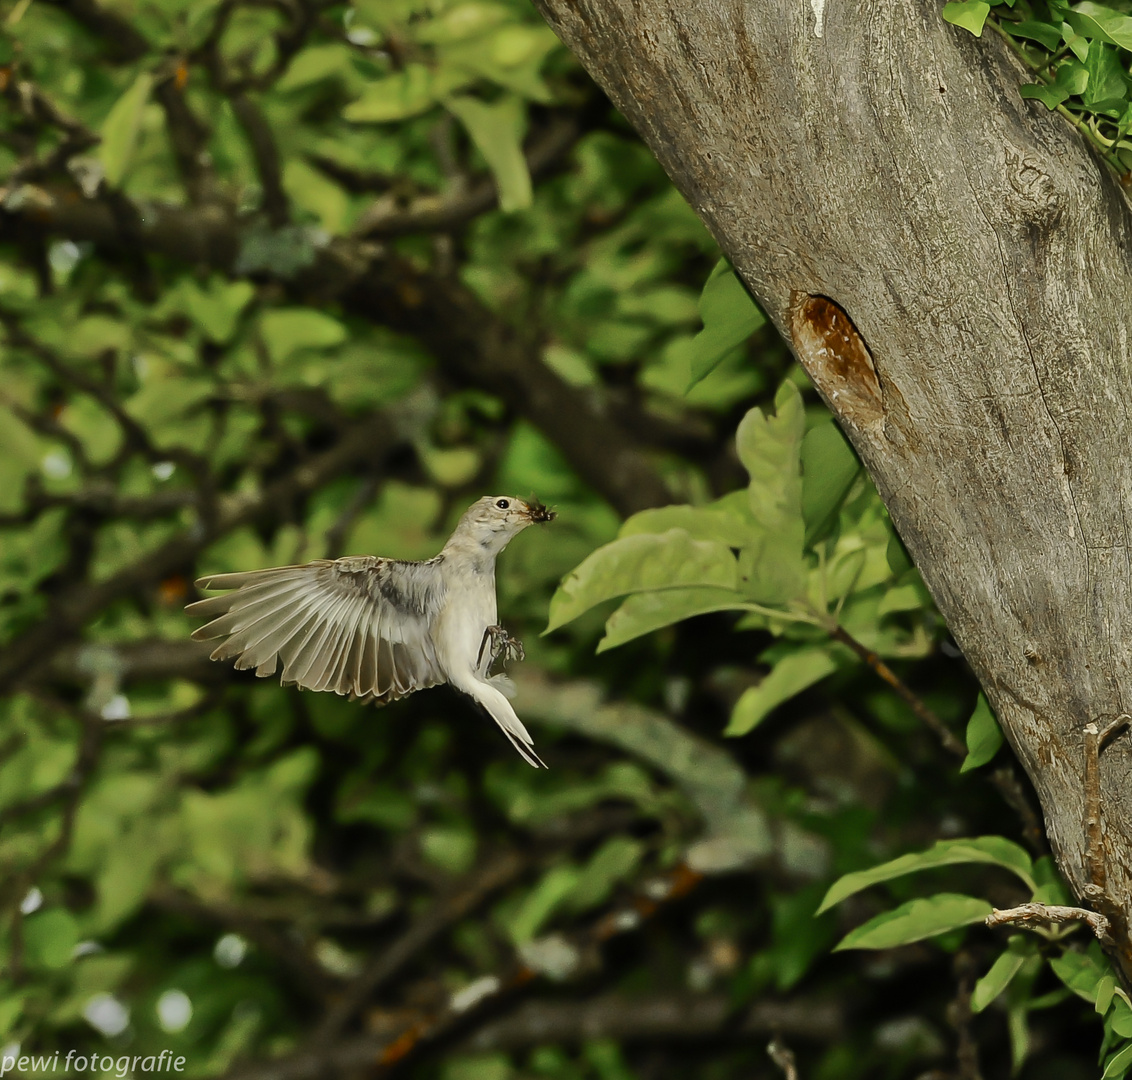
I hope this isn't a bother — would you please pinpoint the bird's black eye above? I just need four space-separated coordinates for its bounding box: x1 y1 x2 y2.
495 499 510 510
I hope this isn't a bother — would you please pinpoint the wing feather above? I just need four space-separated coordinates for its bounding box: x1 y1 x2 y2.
188 556 446 703
285 586 370 689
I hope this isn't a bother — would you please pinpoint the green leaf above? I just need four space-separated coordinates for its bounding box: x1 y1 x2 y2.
834 893 992 951
23 909 80 970
943 1 992 36
1067 2 1132 50
277 43 355 91
446 95 532 212
0 407 43 513
1065 25 1092 62
181 278 255 344
1010 19 1066 50
438 24 560 101
972 936 1035 1012
886 529 913 574
817 836 1035 914
619 503 753 547
546 530 739 633
598 587 747 652
421 826 477 875
1108 993 1132 1038
1083 39 1128 109
725 646 840 736
98 71 154 187
683 261 765 390
1020 81 1073 109
507 863 581 944
1097 975 1117 1016
1056 58 1091 94
345 63 469 122
960 693 1004 773
735 382 807 603
564 836 644 913
413 2 512 45
0 997 21 1040
260 308 347 364
283 159 352 234
1103 1041 1132 1080
1050 947 1110 1003
1050 941 1113 1000
800 419 860 546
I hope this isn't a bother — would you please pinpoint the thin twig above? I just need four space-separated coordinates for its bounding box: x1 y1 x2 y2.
986 902 1113 945
309 851 526 1044
230 91 289 226
829 623 1048 854
767 1037 799 1080
827 624 966 758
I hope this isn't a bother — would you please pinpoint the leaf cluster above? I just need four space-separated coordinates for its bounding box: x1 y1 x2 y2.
945 0 1132 174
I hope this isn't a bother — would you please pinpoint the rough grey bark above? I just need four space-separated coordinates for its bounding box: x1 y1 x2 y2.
530 0 1132 971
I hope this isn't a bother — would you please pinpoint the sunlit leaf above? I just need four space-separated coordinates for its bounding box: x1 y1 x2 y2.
817 836 1035 913
1067 2 1132 50
446 95 532 212
260 308 347 364
972 936 1036 1012
345 64 469 122
98 70 154 186
735 382 807 602
682 261 765 390
834 893 992 951
725 646 840 736
599 587 747 651
960 693 1003 773
546 530 739 633
1101 1042 1132 1080
618 503 753 547
942 1 991 36
23 909 80 970
800 419 860 546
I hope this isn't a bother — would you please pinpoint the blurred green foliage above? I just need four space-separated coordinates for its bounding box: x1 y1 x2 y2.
0 0 1114 1078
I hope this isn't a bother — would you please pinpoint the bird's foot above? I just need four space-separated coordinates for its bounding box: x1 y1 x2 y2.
478 624 525 668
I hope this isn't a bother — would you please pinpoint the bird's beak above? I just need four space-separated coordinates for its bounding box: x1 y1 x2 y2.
524 497 556 523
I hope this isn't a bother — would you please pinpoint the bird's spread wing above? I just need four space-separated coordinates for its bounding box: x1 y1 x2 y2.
187 556 447 704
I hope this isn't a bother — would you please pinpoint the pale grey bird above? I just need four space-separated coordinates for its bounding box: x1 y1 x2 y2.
186 496 556 767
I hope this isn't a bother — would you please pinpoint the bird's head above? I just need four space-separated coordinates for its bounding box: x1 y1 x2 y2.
453 495 556 555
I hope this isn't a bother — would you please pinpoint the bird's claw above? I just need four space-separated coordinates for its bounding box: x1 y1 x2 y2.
478 624 524 669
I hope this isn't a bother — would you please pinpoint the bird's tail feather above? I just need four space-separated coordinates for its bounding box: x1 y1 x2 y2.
464 678 545 769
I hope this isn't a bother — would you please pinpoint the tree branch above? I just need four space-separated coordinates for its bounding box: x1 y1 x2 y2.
986 902 1114 946
309 851 525 1044
464 994 845 1050
230 91 289 226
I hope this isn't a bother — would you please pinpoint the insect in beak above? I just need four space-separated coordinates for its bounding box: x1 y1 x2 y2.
525 497 556 523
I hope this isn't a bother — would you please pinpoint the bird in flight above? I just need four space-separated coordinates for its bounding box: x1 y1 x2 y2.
186 496 556 767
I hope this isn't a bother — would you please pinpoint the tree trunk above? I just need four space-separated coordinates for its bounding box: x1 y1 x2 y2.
531 0 1132 971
